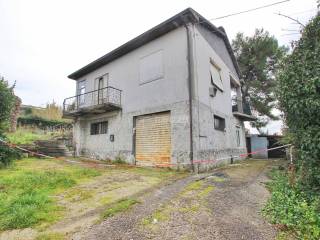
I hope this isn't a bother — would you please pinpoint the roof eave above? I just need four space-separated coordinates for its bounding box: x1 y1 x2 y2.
68 8 240 80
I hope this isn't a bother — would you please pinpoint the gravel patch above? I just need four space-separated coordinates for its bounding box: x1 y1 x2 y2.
72 160 279 240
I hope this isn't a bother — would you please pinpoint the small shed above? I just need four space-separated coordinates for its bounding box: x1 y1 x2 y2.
246 134 285 159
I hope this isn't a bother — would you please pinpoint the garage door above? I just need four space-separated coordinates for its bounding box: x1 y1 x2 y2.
135 112 171 165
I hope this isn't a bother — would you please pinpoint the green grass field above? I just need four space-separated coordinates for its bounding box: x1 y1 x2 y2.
0 158 100 230
6 128 52 145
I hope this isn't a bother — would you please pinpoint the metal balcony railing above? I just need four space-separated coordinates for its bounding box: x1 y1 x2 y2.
232 97 253 116
63 86 122 115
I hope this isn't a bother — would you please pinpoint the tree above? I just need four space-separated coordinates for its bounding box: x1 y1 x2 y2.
232 29 287 131
277 13 320 191
0 76 21 167
0 76 16 133
32 100 64 121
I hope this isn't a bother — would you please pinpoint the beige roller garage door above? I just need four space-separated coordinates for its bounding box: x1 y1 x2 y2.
135 112 171 165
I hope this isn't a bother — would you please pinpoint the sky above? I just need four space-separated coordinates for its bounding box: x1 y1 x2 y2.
0 0 318 134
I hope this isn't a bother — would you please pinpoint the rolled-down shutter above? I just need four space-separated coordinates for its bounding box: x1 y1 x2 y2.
135 112 171 165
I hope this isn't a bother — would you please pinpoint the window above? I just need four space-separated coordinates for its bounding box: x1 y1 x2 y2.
90 121 108 135
214 115 226 131
236 127 241 147
139 50 164 84
78 80 86 105
210 59 223 91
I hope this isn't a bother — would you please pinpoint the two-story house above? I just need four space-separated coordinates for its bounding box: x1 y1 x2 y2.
63 8 255 170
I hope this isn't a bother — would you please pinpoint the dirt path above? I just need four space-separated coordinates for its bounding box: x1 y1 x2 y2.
73 160 279 240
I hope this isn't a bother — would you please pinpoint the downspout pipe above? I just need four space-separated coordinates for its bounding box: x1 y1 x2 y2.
185 23 195 172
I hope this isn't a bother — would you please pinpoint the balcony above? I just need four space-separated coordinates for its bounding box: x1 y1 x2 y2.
63 86 122 118
232 97 256 121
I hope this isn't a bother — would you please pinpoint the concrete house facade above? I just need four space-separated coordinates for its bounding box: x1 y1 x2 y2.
63 8 255 170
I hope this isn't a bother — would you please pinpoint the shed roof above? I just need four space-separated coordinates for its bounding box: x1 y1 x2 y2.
68 8 240 80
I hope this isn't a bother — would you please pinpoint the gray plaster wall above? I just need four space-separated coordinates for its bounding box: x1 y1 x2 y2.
73 101 191 166
72 24 247 169
75 27 189 112
190 25 247 170
72 27 192 166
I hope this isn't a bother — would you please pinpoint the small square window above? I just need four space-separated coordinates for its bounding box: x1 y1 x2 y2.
90 121 108 135
214 115 225 131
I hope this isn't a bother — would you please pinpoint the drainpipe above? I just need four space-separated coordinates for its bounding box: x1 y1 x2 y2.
185 23 195 172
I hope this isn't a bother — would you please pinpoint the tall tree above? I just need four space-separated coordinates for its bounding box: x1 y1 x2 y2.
277 12 320 191
232 29 287 131
0 76 16 134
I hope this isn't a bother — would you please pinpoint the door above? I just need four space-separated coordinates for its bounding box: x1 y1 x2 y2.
135 112 171 166
78 80 86 107
94 74 108 105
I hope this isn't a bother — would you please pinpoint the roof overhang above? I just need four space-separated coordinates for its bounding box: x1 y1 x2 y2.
68 8 240 80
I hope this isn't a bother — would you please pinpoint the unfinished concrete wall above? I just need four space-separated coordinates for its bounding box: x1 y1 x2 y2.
72 24 247 169
73 27 192 166
191 25 247 170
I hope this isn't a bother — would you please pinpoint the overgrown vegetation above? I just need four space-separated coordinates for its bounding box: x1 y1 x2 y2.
17 101 71 132
6 128 52 145
263 169 320 239
0 76 22 166
0 158 100 230
277 12 320 193
264 12 320 239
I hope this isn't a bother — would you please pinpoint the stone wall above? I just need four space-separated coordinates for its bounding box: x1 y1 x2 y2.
9 96 21 132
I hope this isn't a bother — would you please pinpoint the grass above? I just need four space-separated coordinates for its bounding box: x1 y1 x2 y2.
0 157 183 234
101 198 139 219
35 232 65 240
0 158 101 230
6 128 52 145
198 185 214 198
142 180 214 228
141 207 171 226
184 180 203 191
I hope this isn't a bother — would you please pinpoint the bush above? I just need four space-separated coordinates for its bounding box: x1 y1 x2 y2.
277 13 320 192
263 170 320 239
0 134 22 167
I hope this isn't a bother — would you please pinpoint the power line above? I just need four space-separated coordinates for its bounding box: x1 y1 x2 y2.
207 0 290 21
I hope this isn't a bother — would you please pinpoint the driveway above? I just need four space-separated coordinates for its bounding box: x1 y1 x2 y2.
73 160 279 240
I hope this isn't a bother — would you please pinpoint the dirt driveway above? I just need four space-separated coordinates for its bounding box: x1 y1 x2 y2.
73 159 279 240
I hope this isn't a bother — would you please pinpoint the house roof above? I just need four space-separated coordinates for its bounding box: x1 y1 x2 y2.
68 8 240 80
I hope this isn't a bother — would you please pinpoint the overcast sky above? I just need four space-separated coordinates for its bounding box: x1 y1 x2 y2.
0 0 318 134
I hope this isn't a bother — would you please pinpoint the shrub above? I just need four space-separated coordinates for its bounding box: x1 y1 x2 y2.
277 13 320 192
263 170 320 239
0 134 22 167
0 77 15 133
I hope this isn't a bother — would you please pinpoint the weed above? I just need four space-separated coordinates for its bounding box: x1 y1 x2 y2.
141 208 171 226
101 198 139 219
6 128 51 145
185 180 203 191
35 232 65 240
263 169 320 240
198 186 214 198
0 158 101 230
